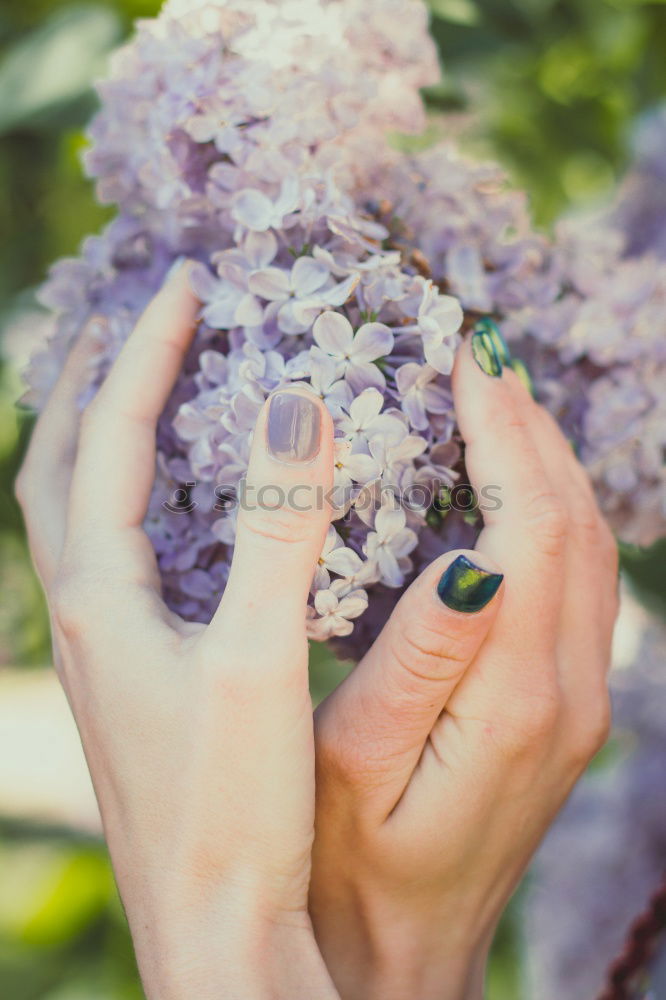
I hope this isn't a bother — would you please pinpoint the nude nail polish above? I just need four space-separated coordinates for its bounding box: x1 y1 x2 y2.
267 391 321 464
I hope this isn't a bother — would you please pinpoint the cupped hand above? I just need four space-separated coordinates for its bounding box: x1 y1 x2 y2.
310 332 619 1000
16 265 339 1000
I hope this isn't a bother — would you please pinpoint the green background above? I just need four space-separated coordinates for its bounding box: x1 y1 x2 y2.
0 1 664 996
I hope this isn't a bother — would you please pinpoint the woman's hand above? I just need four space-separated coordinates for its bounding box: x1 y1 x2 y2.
15 265 339 1000
310 333 619 1000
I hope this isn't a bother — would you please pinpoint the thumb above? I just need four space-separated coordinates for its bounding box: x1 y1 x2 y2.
318 548 504 804
208 387 334 659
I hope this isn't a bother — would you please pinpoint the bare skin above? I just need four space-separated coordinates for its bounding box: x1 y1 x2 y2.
16 264 339 1000
310 338 618 999
17 268 617 998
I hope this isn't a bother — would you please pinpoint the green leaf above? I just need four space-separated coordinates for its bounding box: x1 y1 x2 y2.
0 6 122 135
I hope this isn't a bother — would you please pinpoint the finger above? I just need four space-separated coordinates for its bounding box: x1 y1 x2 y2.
536 403 619 625
66 262 199 581
316 548 503 808
499 381 615 756
509 385 618 678
452 333 567 649
15 324 104 587
206 387 334 669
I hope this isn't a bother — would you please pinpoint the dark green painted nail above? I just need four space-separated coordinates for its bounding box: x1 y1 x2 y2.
511 357 535 398
471 330 503 377
437 555 504 613
475 317 512 366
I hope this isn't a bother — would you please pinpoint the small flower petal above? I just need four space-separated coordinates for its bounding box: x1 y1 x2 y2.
248 267 291 301
313 311 354 356
351 322 394 363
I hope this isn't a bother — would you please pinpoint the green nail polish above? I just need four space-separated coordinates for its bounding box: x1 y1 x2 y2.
475 317 512 366
437 555 504 613
471 330 503 377
511 357 535 397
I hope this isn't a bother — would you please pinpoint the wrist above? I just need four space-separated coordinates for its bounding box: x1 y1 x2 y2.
136 909 339 1000
356 946 487 1000
325 931 488 1000
312 887 491 1000
140 928 339 1000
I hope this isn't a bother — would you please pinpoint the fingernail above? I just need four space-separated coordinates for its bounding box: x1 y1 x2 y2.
511 357 535 397
471 330 503 377
475 317 511 365
437 554 503 613
267 390 321 464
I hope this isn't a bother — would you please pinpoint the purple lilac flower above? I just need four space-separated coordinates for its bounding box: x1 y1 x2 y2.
378 143 666 545
611 103 666 260
21 0 665 655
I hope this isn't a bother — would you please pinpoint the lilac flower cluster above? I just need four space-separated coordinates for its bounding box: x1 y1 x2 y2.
522 615 666 1000
23 0 666 651
376 144 666 545
611 103 666 261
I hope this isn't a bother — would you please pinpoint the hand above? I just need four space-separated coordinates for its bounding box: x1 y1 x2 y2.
16 265 339 1000
310 333 619 1000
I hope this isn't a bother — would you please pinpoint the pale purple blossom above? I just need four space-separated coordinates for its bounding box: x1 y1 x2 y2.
312 312 394 392
308 584 369 640
21 0 665 654
395 363 452 431
364 504 418 588
335 388 406 446
313 526 366 592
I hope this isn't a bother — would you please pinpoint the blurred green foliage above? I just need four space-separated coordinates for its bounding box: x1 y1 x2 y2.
427 0 666 222
0 1 664 997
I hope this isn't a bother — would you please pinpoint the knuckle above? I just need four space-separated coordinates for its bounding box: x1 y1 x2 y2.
388 615 469 692
569 692 612 766
241 503 317 547
523 491 568 556
571 509 602 547
51 571 87 639
497 690 560 757
51 558 110 639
